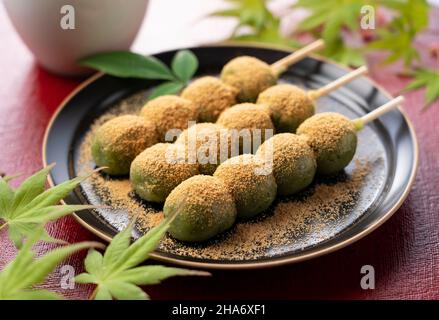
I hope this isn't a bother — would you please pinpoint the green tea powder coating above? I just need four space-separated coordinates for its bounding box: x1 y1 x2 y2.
257 133 316 196
130 143 199 203
214 154 277 219
220 56 277 102
181 76 238 122
91 115 158 175
297 112 357 175
164 175 237 242
257 84 315 133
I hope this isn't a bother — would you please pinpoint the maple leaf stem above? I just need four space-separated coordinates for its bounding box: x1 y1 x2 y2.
0 223 8 232
89 286 98 300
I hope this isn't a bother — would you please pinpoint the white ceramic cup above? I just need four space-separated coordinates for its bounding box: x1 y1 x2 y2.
3 0 149 75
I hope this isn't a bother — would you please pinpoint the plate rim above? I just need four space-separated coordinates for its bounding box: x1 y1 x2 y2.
42 42 420 270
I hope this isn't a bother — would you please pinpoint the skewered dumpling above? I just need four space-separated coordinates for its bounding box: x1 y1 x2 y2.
175 123 231 175
130 143 199 202
297 112 357 175
92 115 158 175
257 84 315 133
181 76 238 122
140 95 198 142
216 103 275 154
164 175 237 242
214 154 277 219
256 133 316 195
221 56 277 102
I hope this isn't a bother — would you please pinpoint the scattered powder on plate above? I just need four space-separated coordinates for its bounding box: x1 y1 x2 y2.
77 92 381 261
77 92 373 261
159 159 370 260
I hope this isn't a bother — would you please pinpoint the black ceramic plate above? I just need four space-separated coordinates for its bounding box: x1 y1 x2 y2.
43 44 418 269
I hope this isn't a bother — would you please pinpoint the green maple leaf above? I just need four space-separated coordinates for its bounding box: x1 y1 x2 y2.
367 0 428 67
294 0 364 66
367 19 419 67
294 0 429 67
403 69 439 110
324 38 365 66
0 165 97 248
295 0 362 35
212 0 272 33
381 0 429 33
0 227 101 300
211 0 299 48
75 216 210 300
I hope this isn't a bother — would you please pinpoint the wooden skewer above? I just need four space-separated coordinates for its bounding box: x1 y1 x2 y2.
270 39 325 76
307 66 368 100
352 96 404 130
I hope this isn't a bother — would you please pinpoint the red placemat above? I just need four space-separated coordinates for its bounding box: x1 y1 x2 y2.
0 4 438 300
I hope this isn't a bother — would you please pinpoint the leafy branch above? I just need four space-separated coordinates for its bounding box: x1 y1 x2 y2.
0 165 208 300
0 227 101 300
295 0 365 66
0 164 97 248
367 0 429 69
212 0 437 109
80 50 199 99
211 0 299 47
76 218 209 300
403 69 439 110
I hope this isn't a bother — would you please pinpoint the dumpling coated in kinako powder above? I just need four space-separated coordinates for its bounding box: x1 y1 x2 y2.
257 133 316 195
130 143 199 202
297 112 357 175
257 84 315 133
221 56 277 102
214 154 277 219
140 95 198 142
181 76 238 122
164 175 237 242
91 115 158 175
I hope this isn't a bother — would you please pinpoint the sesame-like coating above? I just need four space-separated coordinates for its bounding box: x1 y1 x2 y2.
130 143 199 202
297 112 357 175
176 123 232 175
140 95 198 142
257 84 315 133
164 175 237 242
256 133 316 195
221 56 277 102
214 154 277 219
91 115 158 175
216 103 275 153
181 76 238 122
